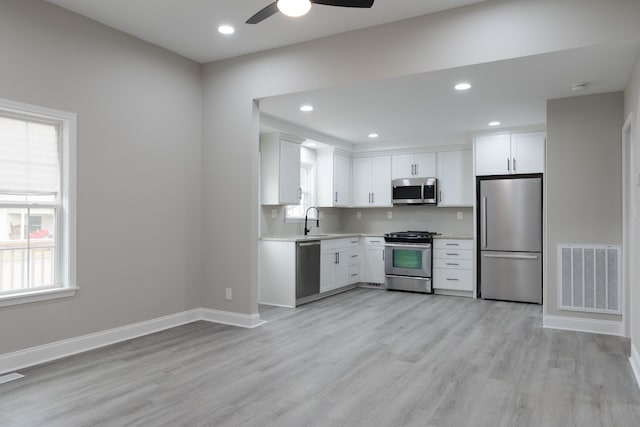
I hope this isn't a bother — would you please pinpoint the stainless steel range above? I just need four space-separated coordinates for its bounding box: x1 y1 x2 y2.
384 231 439 293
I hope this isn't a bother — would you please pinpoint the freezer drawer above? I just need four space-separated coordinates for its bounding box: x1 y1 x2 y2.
480 251 542 304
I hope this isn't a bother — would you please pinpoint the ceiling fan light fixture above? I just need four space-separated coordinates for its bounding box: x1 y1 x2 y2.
277 0 312 18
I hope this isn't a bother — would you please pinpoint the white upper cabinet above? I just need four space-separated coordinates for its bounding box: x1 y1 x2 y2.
391 153 436 179
474 131 545 176
317 150 352 207
436 149 473 207
353 156 392 207
260 132 302 205
510 132 546 174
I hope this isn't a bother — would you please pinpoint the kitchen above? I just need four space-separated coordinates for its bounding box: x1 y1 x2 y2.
257 42 626 313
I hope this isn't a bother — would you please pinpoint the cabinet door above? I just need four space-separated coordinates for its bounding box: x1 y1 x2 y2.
334 247 351 288
511 132 545 174
414 153 436 178
391 154 415 179
475 134 511 176
279 140 301 204
334 155 352 206
370 156 391 206
364 246 386 284
320 249 337 292
437 150 473 206
352 157 372 207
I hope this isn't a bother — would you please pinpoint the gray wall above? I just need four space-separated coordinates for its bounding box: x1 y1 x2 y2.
546 93 624 321
0 0 203 354
201 0 640 316
624 52 640 354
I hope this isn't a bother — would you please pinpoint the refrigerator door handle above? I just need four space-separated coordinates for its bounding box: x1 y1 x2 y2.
481 197 488 249
483 253 539 260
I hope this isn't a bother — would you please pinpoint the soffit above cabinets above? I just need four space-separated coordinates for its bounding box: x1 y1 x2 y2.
259 41 640 149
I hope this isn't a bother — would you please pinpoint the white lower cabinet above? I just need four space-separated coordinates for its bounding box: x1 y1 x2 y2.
321 238 353 292
433 239 473 292
348 238 361 285
363 237 386 284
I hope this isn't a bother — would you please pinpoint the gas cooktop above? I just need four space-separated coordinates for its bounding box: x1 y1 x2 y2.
383 231 440 243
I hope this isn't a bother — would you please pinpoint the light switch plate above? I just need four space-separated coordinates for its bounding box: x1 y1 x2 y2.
636 172 640 186
457 211 463 220
356 211 362 219
387 211 393 219
225 288 232 301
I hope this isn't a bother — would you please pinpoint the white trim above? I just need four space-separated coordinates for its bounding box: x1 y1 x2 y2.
0 287 78 308
200 308 266 329
0 308 265 375
622 113 634 338
630 342 640 388
543 314 623 336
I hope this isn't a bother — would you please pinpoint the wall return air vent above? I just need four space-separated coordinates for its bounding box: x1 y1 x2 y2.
558 244 622 315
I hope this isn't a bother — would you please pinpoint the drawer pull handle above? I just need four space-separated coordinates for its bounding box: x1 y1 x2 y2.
446 278 459 281
446 243 460 246
446 253 459 256
351 274 358 277
446 263 459 266
351 255 358 258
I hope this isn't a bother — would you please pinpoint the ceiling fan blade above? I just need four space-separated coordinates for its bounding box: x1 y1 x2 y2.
246 2 279 24
311 0 374 7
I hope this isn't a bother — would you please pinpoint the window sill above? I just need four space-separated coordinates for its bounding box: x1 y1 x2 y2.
0 287 78 308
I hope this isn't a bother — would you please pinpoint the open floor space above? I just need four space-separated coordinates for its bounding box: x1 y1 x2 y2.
1 288 639 426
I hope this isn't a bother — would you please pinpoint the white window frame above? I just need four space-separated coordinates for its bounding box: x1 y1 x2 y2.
0 98 77 307
285 161 316 223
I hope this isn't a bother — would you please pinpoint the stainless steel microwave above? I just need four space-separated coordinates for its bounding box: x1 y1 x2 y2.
391 178 438 205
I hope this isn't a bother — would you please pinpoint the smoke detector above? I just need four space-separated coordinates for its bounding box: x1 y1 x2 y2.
571 83 589 92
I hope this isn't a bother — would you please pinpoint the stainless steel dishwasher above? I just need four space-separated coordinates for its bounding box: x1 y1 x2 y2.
296 240 320 303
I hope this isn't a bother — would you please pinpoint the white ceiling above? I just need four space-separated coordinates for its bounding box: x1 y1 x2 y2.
46 0 486 63
260 41 640 148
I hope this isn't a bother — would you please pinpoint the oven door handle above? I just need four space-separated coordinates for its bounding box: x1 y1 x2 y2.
384 243 432 249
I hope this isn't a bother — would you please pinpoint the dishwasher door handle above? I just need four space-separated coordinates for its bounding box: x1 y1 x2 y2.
298 241 320 247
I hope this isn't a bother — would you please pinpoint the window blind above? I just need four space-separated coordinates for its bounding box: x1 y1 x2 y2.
0 116 60 196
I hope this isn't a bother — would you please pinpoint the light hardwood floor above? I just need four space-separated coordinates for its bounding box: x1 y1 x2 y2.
1 288 639 426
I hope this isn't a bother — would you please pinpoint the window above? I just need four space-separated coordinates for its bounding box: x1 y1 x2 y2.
0 98 76 306
285 161 316 221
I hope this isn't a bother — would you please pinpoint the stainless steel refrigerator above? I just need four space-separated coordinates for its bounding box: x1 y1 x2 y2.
479 176 542 304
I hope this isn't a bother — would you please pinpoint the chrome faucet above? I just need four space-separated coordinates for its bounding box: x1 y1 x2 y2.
304 207 320 235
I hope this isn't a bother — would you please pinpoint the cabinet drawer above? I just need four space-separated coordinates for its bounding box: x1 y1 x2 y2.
364 237 385 246
349 252 359 267
350 265 359 281
433 268 473 291
434 248 473 260
322 238 350 251
433 258 473 270
434 239 473 250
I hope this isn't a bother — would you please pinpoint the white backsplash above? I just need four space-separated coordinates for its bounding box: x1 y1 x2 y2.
261 205 473 237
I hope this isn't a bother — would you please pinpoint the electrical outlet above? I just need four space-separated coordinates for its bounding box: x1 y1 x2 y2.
637 172 640 187
356 211 362 219
271 208 278 219
457 211 463 220
225 288 232 301
387 211 393 219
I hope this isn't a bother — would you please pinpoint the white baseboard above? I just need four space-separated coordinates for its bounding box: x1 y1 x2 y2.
543 314 623 336
0 307 264 375
200 308 266 328
630 342 640 389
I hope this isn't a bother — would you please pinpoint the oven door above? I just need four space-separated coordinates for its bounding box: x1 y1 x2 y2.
384 243 432 278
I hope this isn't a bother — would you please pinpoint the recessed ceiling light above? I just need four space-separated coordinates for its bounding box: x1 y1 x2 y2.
454 82 472 91
368 133 379 138
218 25 235 35
299 105 314 112
278 0 312 17
488 121 501 126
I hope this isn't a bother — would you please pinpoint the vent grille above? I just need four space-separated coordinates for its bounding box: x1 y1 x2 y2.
558 245 621 314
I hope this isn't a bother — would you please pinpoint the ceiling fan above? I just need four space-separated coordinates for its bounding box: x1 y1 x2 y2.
246 0 375 24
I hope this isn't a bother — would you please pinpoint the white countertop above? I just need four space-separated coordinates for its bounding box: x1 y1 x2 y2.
260 233 472 242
